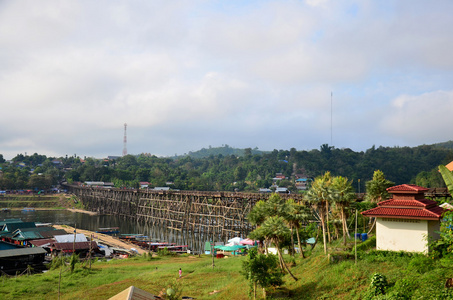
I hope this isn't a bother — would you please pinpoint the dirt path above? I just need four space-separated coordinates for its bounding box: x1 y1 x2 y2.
52 224 148 255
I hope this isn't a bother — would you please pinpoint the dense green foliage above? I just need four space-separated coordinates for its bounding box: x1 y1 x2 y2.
1 142 453 192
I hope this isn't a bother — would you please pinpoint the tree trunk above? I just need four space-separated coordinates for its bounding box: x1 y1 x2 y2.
290 226 295 256
276 245 298 281
254 282 256 300
367 218 376 234
320 211 328 255
341 207 348 245
295 226 305 258
326 201 331 243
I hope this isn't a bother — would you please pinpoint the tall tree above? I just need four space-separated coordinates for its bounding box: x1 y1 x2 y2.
285 199 310 258
364 170 394 203
331 176 356 245
365 170 394 233
306 172 333 255
257 216 297 281
248 194 298 281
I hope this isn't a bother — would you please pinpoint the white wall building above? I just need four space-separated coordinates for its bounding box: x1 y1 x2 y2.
362 184 443 254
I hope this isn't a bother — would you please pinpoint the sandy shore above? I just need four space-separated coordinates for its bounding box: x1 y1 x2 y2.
52 224 148 255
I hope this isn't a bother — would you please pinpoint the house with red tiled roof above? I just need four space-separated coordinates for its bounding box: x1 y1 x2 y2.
362 184 444 254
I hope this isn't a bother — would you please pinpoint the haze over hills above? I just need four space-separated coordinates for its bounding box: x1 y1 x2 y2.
176 140 453 159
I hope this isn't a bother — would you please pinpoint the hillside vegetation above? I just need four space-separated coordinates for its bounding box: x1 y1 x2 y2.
1 241 453 299
1 142 453 192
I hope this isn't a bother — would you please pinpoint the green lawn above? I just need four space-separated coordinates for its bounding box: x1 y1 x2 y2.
1 245 453 299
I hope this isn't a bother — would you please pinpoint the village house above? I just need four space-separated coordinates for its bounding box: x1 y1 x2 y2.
362 184 444 254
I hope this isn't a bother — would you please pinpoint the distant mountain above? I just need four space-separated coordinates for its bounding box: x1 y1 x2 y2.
432 140 453 149
174 145 268 159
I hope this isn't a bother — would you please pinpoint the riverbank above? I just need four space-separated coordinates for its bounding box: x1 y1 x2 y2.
52 224 149 255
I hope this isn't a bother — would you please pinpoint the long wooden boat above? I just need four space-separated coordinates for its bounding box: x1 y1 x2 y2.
96 227 120 235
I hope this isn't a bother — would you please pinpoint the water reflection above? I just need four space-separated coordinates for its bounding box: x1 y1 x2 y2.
2 210 208 252
2 210 153 238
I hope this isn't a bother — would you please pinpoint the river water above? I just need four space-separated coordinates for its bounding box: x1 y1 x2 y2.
1 210 154 238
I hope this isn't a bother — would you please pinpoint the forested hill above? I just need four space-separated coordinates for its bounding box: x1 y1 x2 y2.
174 145 267 159
433 140 453 149
2 142 453 193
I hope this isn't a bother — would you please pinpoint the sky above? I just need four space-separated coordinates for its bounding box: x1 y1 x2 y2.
1 0 453 160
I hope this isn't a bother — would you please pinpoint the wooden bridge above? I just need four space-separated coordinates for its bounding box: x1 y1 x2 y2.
64 185 449 253
64 185 303 253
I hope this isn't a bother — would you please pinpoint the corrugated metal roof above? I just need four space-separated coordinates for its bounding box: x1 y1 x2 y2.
0 247 46 258
28 238 54 247
2 222 36 232
51 241 98 251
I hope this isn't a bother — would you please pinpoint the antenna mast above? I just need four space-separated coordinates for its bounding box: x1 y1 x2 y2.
330 92 333 146
122 123 127 156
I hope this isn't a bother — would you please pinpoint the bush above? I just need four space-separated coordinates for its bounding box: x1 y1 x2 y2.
363 273 389 299
407 255 434 274
353 235 376 253
158 247 176 257
388 278 416 300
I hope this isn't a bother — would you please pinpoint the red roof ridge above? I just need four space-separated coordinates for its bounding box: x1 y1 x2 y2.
379 198 437 208
387 184 429 193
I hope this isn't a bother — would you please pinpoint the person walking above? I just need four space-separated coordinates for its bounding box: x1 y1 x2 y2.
179 268 182 278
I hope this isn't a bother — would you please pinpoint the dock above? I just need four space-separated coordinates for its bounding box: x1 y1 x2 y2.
52 225 148 255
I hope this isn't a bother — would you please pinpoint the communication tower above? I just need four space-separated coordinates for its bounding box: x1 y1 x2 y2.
122 123 127 156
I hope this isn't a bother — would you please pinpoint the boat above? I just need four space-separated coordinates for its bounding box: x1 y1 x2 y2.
157 244 189 253
95 227 120 235
1 208 10 213
21 207 35 212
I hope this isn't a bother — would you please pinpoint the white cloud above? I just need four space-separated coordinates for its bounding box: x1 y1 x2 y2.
1 1 453 159
380 90 453 145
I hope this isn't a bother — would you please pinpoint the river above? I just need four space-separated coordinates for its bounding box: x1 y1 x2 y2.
1 209 154 238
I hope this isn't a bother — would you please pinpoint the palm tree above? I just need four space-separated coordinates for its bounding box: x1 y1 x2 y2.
248 195 287 253
331 176 356 245
306 172 333 255
285 199 310 258
259 216 297 281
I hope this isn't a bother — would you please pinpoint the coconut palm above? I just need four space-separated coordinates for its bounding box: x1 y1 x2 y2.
259 216 297 281
306 172 333 255
331 176 356 245
285 199 311 258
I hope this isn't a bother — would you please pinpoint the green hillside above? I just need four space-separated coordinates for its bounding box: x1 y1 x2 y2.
1 242 452 299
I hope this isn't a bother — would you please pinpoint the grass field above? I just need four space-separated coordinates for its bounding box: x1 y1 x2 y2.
2 242 453 300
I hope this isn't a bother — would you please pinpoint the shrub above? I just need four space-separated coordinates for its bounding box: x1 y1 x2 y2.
353 235 376 253
158 247 176 257
407 255 434 274
365 273 388 299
